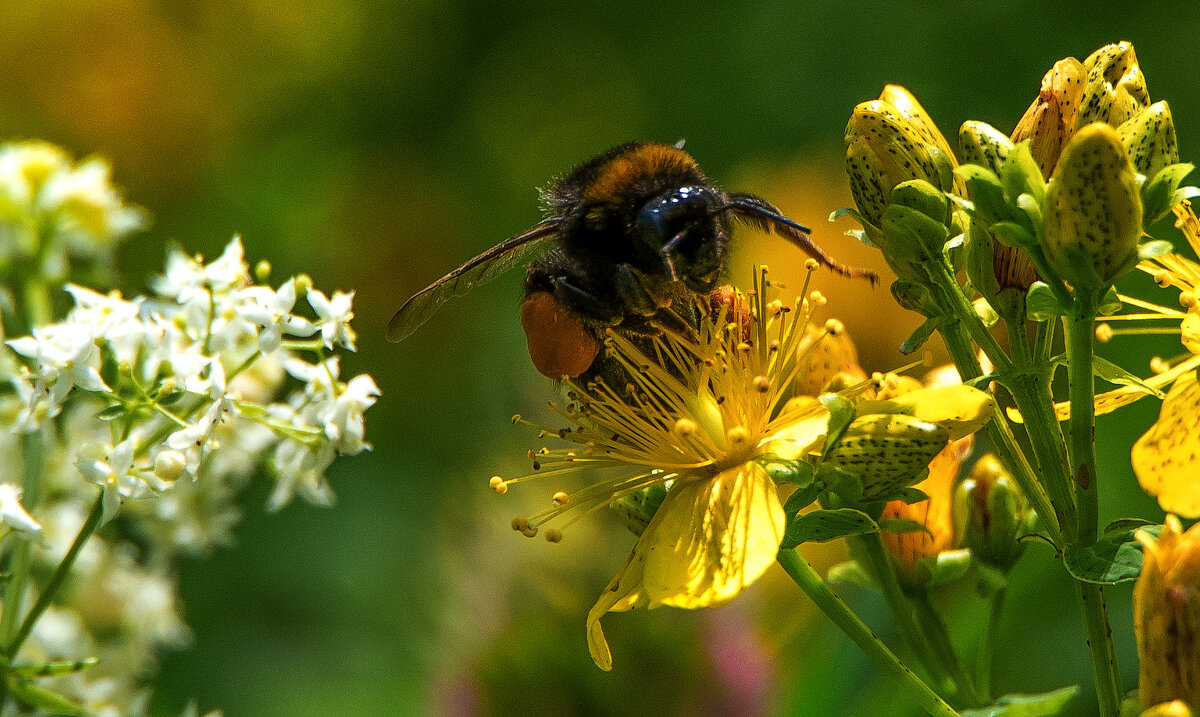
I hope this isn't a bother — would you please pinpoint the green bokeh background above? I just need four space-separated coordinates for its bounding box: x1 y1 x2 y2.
1 2 1195 715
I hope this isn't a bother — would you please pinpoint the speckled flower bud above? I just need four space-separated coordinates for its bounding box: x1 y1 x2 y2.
1134 515 1200 708
1012 57 1085 177
880 433 970 580
1043 123 1143 289
959 121 1014 175
1118 101 1179 180
826 413 949 502
1076 41 1150 130
845 87 960 227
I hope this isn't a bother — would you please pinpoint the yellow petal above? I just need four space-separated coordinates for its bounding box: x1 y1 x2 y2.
586 550 648 671
761 405 830 460
863 384 996 441
585 463 785 670
1133 372 1200 517
640 463 785 608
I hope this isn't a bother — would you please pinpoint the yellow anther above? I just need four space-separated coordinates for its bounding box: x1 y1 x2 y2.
490 476 508 494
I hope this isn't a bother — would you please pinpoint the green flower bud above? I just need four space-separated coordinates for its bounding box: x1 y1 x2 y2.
1043 122 1143 290
1012 57 1086 177
845 88 960 227
825 413 949 502
959 121 1014 175
953 454 1027 570
1076 41 1149 130
1118 100 1179 180
1135 516 1200 709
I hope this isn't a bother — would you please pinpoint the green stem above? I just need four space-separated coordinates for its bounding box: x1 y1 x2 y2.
777 549 960 717
851 533 954 695
977 588 1006 701
1064 290 1121 717
5 492 105 659
1065 293 1099 543
1075 581 1121 717
0 434 45 649
927 260 1012 374
912 592 983 708
938 316 1064 546
1003 374 1076 543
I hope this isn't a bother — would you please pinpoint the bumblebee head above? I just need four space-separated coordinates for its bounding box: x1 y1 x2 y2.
634 185 728 292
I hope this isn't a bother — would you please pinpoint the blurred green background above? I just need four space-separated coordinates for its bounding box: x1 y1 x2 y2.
0 2 1195 715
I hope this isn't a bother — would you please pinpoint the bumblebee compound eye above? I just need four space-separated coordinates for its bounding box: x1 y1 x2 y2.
520 291 600 379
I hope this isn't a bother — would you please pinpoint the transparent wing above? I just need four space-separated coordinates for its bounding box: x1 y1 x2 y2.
386 218 561 341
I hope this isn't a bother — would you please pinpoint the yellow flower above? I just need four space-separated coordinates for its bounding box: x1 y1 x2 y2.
1135 516 1200 708
492 269 837 670
1140 701 1195 717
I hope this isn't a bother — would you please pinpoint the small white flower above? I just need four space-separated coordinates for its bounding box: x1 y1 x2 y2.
38 157 148 250
7 322 109 411
0 483 42 537
75 439 144 523
237 279 316 353
321 374 380 454
307 288 356 350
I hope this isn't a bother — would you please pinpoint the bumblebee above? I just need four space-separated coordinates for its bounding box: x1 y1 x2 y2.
387 141 876 378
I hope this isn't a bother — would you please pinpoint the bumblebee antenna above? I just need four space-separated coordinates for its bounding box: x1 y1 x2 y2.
719 194 878 285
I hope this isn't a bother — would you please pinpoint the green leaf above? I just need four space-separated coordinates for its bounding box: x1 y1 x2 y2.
881 203 950 261
1103 517 1157 534
6 678 89 716
758 454 815 487
900 317 941 355
878 517 933 537
1001 142 1047 206
818 463 864 505
957 164 1011 226
1026 282 1068 320
781 508 878 549
1141 162 1194 226
1092 356 1165 398
783 481 821 514
1097 286 1123 316
989 221 1037 249
1063 525 1162 584
960 686 1079 717
11 658 98 678
897 487 930 504
818 393 856 456
829 206 868 225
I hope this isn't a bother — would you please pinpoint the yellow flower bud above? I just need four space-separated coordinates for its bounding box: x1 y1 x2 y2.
1118 101 1179 179
1043 123 1143 289
1012 57 1086 177
826 413 949 502
959 120 1014 174
1076 41 1150 130
845 87 962 227
791 323 866 397
1134 516 1200 708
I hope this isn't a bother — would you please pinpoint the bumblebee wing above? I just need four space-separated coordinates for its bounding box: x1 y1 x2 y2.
725 193 878 285
386 218 561 342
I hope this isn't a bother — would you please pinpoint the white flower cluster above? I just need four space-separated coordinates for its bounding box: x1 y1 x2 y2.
7 237 378 519
0 141 376 716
